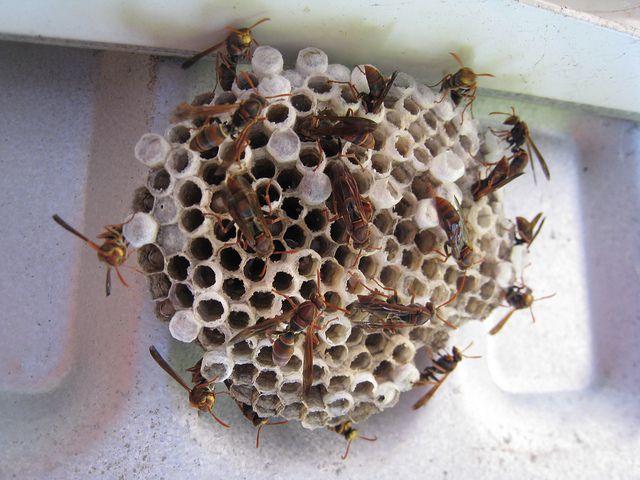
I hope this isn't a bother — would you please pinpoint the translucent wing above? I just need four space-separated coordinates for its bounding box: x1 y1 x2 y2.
412 372 450 410
302 322 315 396
149 345 191 392
228 312 292 344
489 309 516 335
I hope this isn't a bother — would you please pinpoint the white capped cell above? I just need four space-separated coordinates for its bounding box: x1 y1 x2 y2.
169 310 201 343
326 64 351 83
350 65 371 94
436 181 464 206
296 47 328 75
415 199 440 229
368 178 402 209
282 69 305 88
135 133 170 168
123 212 159 247
266 128 301 164
201 348 233 382
391 363 420 391
257 75 291 98
251 46 284 78
297 170 331 205
430 150 466 183
155 223 184 256
152 196 178 225
412 83 436 109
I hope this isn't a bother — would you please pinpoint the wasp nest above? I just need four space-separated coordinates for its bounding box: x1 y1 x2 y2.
130 46 515 429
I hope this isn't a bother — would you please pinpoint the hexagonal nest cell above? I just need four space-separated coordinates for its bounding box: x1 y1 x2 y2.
129 46 517 430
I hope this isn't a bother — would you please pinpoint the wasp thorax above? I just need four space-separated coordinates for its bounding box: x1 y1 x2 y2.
189 386 215 410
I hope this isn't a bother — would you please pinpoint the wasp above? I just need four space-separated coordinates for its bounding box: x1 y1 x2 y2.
179 73 288 159
331 65 398 114
433 196 477 270
182 18 270 90
489 284 555 335
229 271 348 396
353 277 466 330
412 343 478 410
149 346 230 428
296 110 377 150
332 421 377 459
223 379 287 448
471 155 525 201
52 214 129 296
218 175 294 269
431 52 494 119
491 106 550 181
514 212 545 249
325 160 374 251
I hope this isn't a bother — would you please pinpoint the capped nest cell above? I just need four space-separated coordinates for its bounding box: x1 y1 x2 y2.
130 46 516 429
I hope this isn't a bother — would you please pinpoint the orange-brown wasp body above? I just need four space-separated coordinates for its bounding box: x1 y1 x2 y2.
413 344 477 409
297 110 377 149
52 214 129 296
489 284 555 335
229 271 347 395
359 66 398 114
514 212 545 249
149 346 230 427
182 18 270 90
353 278 465 330
332 421 377 459
189 121 232 153
491 106 550 181
471 156 525 201
325 160 374 249
222 175 275 258
332 65 398 115
432 52 494 119
434 196 475 270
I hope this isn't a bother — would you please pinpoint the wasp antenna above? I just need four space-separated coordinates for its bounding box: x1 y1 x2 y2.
360 435 378 442
476 73 495 78
460 340 475 353
247 17 271 30
449 52 464 67
534 292 557 303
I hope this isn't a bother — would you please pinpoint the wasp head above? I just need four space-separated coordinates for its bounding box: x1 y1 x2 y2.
456 67 477 88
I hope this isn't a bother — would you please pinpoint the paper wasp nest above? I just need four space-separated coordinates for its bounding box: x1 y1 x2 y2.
131 46 515 428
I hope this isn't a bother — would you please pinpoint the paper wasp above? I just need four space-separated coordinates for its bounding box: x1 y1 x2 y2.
149 346 230 427
52 214 130 296
229 271 348 396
